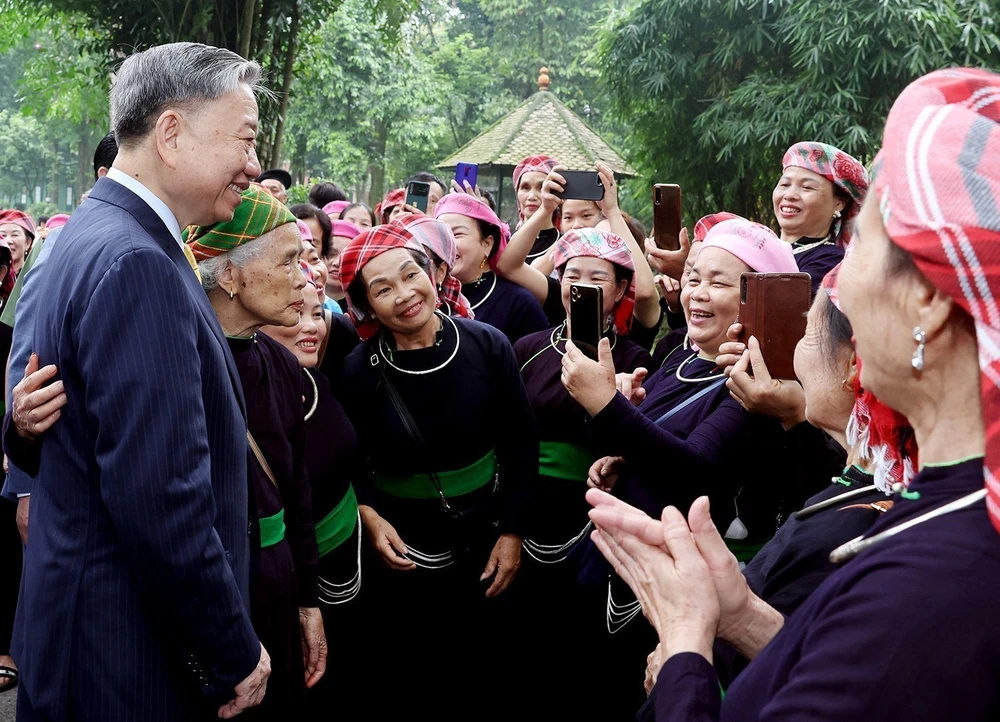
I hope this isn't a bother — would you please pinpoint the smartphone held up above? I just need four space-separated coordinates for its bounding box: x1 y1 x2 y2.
455 162 479 191
405 181 430 214
737 272 811 380
554 170 606 202
569 283 604 360
652 184 682 251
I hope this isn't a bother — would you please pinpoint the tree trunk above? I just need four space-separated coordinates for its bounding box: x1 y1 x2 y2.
238 0 257 59
367 117 388 207
269 1 300 168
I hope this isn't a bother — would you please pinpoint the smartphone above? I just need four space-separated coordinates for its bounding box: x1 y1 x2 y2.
455 162 479 191
736 273 812 380
556 170 605 202
570 283 604 360
652 184 682 251
405 181 430 213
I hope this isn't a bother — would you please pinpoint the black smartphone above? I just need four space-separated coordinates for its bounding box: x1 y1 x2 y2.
405 181 430 213
556 170 605 202
455 162 478 190
653 184 682 251
570 283 604 359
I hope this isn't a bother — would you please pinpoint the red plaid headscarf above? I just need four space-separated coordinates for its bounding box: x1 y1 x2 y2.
0 210 36 239
824 265 917 492
395 215 473 320
551 228 636 334
375 188 405 225
513 154 561 223
339 224 432 341
872 67 1000 530
693 212 743 242
782 142 870 246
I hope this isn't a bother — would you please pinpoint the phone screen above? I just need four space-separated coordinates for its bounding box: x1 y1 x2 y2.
569 283 604 359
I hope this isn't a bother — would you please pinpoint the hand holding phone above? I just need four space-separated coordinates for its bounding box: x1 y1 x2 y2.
570 283 604 359
405 181 430 214
736 273 811 380
555 171 606 202
455 162 478 193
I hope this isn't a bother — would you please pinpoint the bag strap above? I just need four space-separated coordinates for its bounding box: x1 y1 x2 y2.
654 378 727 426
247 430 278 488
371 351 451 510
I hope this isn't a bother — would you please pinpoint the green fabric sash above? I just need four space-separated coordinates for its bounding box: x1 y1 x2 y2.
539 440 594 482
316 485 359 557
373 449 496 499
725 538 767 563
259 509 286 548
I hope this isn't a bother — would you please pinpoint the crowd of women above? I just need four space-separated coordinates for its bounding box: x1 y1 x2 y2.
3 65 1000 720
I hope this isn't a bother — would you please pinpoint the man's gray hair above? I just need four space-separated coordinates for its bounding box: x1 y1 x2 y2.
111 42 266 147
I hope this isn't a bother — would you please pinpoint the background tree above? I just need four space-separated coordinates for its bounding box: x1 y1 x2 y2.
599 0 1000 225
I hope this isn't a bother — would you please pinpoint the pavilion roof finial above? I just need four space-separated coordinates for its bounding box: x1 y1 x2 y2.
538 67 550 92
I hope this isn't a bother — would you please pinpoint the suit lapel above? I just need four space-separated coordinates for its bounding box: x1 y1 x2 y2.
89 178 247 420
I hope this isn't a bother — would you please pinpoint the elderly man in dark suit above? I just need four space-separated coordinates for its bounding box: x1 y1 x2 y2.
3 42 271 721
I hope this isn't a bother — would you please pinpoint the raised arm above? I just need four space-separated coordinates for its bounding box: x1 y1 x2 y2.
494 184 562 305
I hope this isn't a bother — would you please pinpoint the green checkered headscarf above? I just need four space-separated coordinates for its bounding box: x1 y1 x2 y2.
184 185 297 260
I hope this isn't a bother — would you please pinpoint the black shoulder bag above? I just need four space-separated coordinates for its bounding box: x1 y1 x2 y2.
370 351 497 563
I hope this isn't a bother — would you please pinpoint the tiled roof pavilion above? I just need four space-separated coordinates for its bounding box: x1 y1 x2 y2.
437 69 635 217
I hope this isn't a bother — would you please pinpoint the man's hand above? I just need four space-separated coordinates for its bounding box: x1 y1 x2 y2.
218 643 270 719
12 354 66 441
299 607 327 689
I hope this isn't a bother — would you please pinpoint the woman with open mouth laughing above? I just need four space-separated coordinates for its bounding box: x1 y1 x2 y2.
336 223 538 720
557 217 801 718
773 142 869 295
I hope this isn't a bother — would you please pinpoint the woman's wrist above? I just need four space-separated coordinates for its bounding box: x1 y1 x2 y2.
660 620 716 664
719 593 784 661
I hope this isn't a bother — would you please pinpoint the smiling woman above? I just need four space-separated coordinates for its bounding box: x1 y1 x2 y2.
335 223 539 719
185 185 326 715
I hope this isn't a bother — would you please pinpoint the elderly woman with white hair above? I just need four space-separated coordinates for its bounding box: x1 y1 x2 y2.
186 186 326 719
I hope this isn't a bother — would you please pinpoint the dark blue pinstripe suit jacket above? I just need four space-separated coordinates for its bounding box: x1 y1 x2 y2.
11 178 261 721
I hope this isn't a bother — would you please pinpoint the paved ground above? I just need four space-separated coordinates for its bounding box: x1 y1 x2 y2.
0 688 14 720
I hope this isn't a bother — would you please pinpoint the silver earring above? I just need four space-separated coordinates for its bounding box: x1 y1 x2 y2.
911 326 926 371
833 210 842 219
229 289 234 301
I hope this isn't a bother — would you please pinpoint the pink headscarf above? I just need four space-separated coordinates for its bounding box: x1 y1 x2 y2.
0 210 36 239
295 219 314 244
701 218 798 273
331 220 362 240
45 214 70 230
551 228 636 334
693 212 743 242
322 200 350 218
434 194 511 271
513 155 561 223
395 215 474 320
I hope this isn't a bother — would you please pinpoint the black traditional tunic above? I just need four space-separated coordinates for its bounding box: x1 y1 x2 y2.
792 237 844 297
229 334 318 720
526 226 559 263
644 459 1000 722
295 365 367 717
463 271 548 345
338 315 538 720
513 325 651 718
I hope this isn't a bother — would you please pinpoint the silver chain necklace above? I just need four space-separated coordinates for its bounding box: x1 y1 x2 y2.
468 272 497 311
675 351 725 384
302 368 319 421
378 313 461 376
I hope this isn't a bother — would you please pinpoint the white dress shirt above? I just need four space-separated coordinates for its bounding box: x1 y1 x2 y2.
106 167 184 248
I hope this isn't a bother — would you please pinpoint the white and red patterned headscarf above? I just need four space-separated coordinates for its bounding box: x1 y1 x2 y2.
783 142 869 246
873 67 1000 528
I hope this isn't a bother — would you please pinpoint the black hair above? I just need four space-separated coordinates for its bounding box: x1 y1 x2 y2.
478 189 497 212
94 131 119 180
406 171 448 195
346 248 433 319
340 202 377 227
475 219 503 260
37 216 50 227
817 292 855 360
621 211 647 245
308 182 348 208
289 203 332 257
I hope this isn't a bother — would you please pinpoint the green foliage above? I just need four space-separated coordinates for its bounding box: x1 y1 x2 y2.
286 184 312 205
598 0 1000 224
28 201 59 218
0 109 55 202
